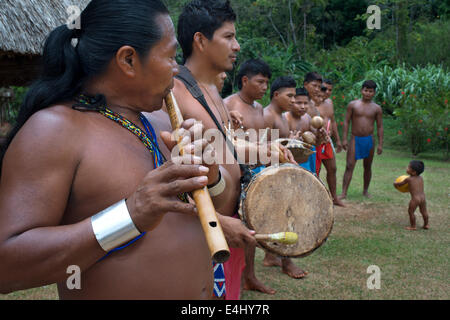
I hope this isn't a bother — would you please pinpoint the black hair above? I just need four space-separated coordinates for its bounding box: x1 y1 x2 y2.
1 0 169 175
270 76 296 100
362 80 377 90
295 87 309 97
304 72 322 84
237 58 271 90
177 0 236 62
323 79 333 85
410 160 425 175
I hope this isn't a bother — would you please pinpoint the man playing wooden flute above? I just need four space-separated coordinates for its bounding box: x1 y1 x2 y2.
0 0 252 299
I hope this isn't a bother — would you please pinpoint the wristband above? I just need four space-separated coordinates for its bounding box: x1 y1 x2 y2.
91 199 141 252
207 170 226 197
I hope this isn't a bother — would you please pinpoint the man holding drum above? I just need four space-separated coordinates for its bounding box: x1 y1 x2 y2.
173 0 258 300
262 76 309 279
224 59 277 295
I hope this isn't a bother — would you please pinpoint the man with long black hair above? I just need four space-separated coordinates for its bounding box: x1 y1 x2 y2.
0 0 232 299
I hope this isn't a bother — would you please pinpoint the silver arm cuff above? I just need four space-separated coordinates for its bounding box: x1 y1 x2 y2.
91 199 141 252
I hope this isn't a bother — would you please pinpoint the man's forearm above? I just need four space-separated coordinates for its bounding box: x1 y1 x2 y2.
378 128 384 147
342 123 349 142
332 121 341 143
209 166 238 213
0 219 104 294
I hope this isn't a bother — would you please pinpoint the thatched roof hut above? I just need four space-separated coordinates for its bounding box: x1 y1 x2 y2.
0 0 90 87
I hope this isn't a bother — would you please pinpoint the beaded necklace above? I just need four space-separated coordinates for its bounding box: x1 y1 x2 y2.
75 94 164 167
74 94 188 259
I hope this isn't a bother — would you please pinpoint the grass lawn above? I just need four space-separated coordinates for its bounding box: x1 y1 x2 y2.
241 148 449 300
1 147 449 300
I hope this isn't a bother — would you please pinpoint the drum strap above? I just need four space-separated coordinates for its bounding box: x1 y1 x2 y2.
175 65 252 188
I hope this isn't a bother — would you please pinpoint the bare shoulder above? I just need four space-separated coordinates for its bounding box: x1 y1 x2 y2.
173 78 204 120
1 104 85 191
8 104 85 154
172 78 218 128
372 102 382 113
263 105 274 124
223 93 239 111
255 102 264 114
223 93 238 105
323 100 334 113
348 99 360 108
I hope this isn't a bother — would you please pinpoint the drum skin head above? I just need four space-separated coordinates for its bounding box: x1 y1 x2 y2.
242 164 334 257
276 139 315 164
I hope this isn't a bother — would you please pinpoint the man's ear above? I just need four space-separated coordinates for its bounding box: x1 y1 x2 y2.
193 32 208 54
115 46 139 78
242 75 249 87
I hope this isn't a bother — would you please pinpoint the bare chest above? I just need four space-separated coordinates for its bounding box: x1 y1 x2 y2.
64 119 159 223
353 105 377 119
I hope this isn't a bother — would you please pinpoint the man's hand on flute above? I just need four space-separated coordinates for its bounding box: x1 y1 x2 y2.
126 118 220 233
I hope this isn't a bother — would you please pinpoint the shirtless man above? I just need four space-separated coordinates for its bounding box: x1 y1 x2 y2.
262 76 308 279
322 79 343 153
263 76 296 140
174 0 257 300
304 73 344 206
224 59 276 295
316 83 345 207
286 88 312 137
303 72 322 119
224 59 271 135
0 0 245 299
340 80 384 199
286 88 317 174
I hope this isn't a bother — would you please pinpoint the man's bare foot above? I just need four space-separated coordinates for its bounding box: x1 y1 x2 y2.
243 277 276 294
338 194 347 200
405 226 416 230
263 254 282 267
423 225 430 230
281 259 308 279
333 198 346 207
363 191 372 198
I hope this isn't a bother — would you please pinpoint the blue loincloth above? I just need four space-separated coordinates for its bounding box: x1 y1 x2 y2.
355 135 373 160
299 146 317 175
250 165 265 176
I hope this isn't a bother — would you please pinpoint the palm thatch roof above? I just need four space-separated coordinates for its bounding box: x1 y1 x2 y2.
0 0 90 86
0 0 90 56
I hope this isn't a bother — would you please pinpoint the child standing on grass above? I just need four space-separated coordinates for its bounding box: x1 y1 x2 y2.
394 160 430 230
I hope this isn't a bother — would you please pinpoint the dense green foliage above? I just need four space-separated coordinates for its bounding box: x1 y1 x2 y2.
2 0 449 157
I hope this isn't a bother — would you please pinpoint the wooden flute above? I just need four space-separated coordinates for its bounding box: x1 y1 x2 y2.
164 91 230 264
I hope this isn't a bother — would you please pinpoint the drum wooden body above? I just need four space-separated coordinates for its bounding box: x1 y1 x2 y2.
240 164 333 257
276 138 315 164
